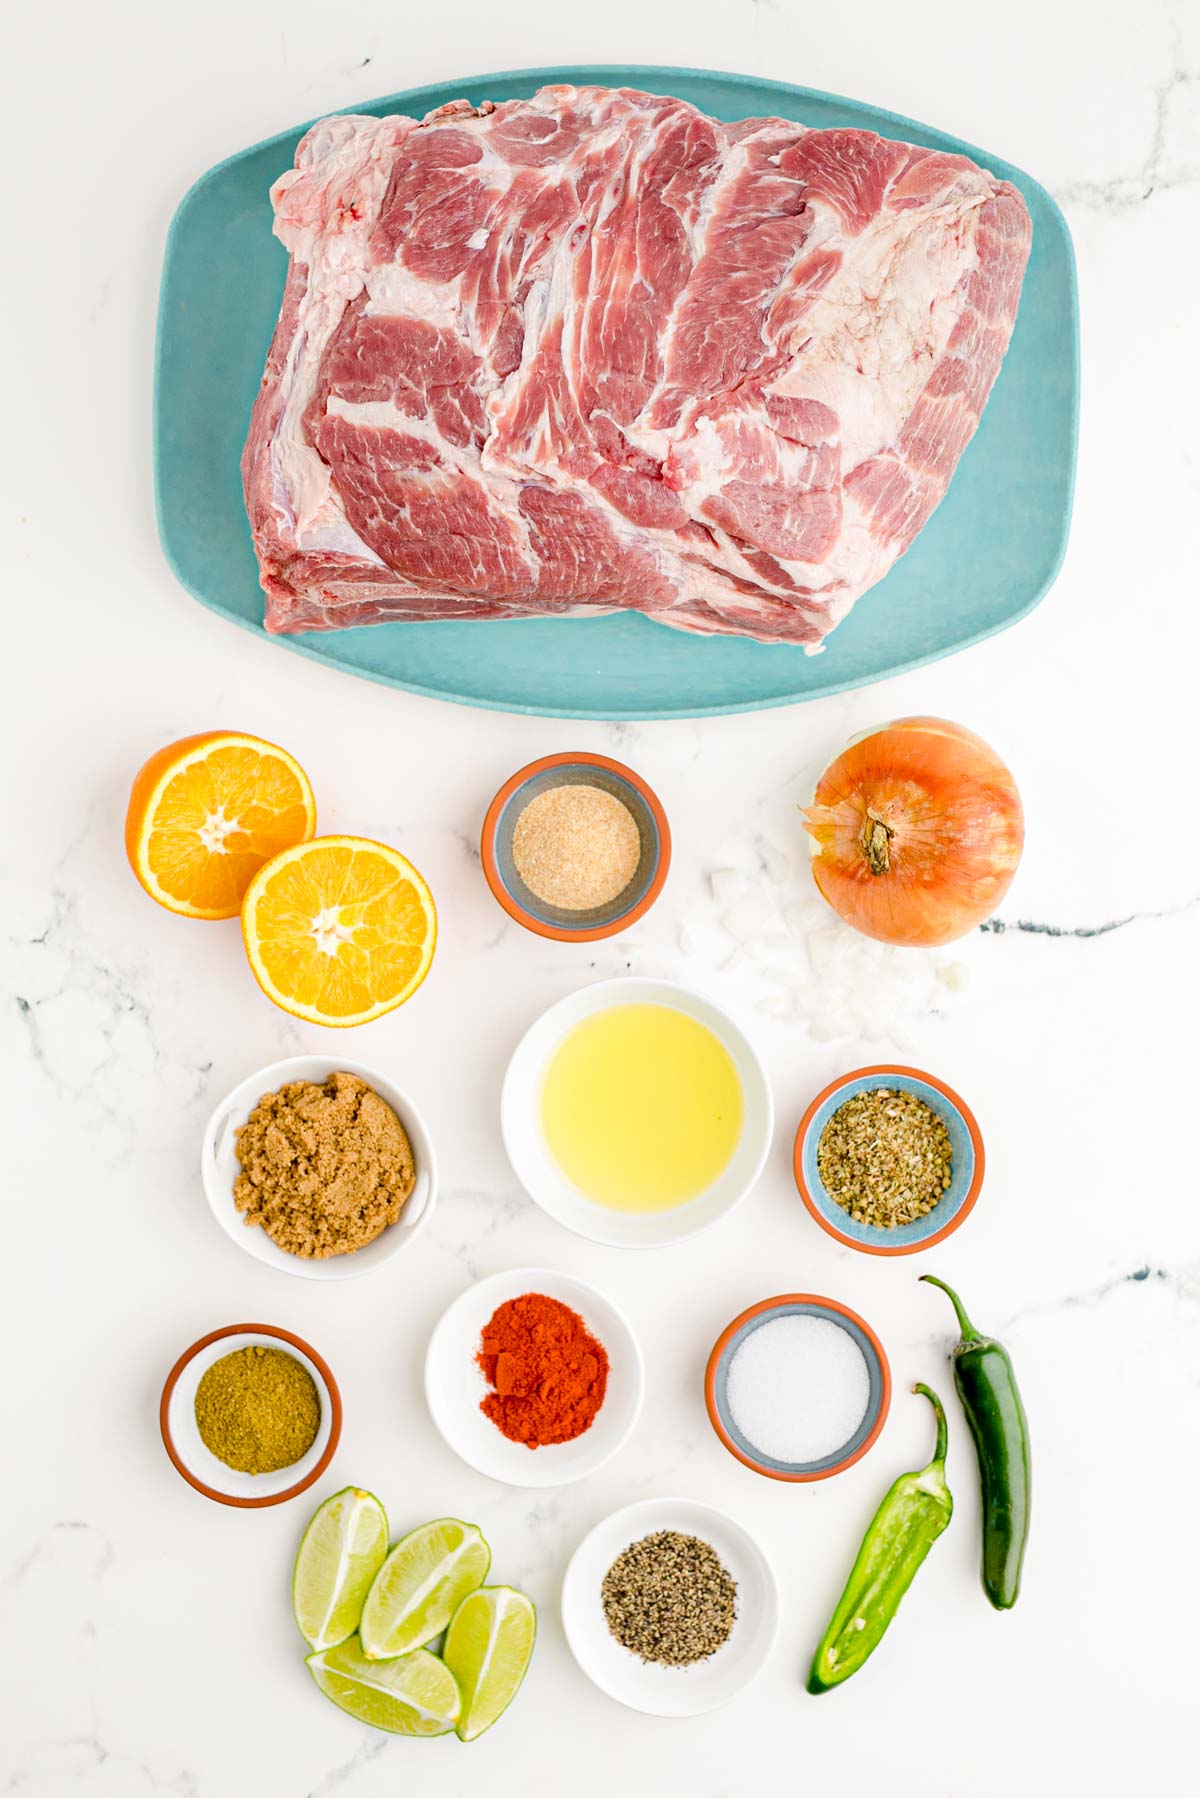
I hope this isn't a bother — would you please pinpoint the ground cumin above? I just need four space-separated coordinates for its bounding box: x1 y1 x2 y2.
233 1071 415 1258
194 1345 320 1473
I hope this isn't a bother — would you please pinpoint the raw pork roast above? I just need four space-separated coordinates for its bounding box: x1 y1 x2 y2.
243 85 1030 647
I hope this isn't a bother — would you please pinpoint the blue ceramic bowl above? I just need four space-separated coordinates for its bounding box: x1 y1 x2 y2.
705 1295 891 1481
794 1065 984 1257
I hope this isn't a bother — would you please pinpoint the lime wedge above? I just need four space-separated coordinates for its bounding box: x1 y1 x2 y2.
359 1518 490 1661
306 1638 460 1736
443 1585 536 1742
293 1488 390 1653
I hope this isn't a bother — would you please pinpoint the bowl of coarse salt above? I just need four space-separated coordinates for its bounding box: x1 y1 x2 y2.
705 1295 891 1481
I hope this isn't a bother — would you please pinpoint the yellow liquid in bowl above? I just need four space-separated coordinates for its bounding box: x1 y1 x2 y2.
540 1003 744 1213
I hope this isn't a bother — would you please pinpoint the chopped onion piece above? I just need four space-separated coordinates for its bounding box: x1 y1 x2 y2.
806 929 846 977
808 1014 848 1042
785 902 821 939
938 961 971 991
709 869 745 907
721 884 776 943
758 837 794 884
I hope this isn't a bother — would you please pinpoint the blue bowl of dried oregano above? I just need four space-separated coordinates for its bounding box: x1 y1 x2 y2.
794 1064 984 1257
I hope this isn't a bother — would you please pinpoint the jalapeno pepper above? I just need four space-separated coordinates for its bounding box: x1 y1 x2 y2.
921 1274 1030 1610
807 1383 952 1694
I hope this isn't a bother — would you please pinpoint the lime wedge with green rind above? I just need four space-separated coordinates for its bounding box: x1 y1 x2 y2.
293 1487 390 1653
306 1638 461 1736
443 1585 536 1742
359 1518 490 1661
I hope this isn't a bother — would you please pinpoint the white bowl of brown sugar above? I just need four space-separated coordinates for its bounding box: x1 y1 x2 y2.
200 1056 438 1281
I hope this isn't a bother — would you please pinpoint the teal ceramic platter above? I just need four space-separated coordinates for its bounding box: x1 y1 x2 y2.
154 65 1078 719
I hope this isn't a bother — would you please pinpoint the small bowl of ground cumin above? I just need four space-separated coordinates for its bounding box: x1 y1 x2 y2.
201 1057 438 1280
159 1322 341 1507
793 1063 984 1256
481 753 670 941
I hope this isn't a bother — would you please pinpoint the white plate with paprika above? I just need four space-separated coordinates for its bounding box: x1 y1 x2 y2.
424 1267 644 1488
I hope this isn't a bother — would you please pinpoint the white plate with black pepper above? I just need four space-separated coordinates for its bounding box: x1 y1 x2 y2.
560 1496 780 1716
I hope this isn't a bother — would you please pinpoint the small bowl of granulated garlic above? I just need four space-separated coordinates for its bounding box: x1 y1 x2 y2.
481 752 670 942
200 1056 438 1280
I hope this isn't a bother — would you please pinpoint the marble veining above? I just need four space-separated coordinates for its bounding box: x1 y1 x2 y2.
980 893 1200 936
1054 54 1200 210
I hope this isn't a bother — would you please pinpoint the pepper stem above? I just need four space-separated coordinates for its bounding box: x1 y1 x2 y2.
920 1273 980 1343
912 1382 948 1466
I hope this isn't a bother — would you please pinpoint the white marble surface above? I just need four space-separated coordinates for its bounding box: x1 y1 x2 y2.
4 2 1200 1792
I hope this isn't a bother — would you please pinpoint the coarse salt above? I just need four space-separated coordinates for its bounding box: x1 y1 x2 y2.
726 1315 870 1466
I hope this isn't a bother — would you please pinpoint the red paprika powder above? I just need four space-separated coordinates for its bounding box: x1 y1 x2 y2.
476 1292 609 1447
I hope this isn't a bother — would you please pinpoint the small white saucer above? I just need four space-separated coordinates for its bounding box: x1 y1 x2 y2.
561 1496 780 1716
424 1267 644 1488
200 1055 438 1281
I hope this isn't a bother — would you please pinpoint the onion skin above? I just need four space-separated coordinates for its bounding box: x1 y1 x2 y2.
802 717 1024 947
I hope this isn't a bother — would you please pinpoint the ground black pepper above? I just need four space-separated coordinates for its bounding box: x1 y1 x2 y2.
601 1530 737 1666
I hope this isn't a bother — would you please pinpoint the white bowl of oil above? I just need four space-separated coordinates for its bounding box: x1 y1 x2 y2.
500 977 773 1248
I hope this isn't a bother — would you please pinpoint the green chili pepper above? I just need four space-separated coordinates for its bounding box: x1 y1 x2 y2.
807 1383 952 1694
921 1274 1030 1610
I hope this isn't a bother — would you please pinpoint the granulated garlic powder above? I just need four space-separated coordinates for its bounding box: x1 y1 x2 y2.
511 784 641 911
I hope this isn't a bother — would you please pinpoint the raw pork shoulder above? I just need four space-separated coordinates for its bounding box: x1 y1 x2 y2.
243 85 1030 647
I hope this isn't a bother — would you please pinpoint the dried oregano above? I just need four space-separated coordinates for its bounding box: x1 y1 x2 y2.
817 1088 953 1228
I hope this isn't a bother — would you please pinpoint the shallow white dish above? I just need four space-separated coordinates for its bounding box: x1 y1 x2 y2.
500 977 773 1248
160 1323 341 1507
424 1267 644 1488
200 1055 437 1281
561 1496 780 1716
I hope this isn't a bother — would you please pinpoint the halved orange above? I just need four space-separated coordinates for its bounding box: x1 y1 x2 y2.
241 836 437 1026
125 731 317 920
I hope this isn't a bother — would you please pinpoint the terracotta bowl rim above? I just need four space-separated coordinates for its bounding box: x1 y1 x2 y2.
793 1063 985 1257
704 1292 892 1482
480 751 671 942
159 1321 342 1507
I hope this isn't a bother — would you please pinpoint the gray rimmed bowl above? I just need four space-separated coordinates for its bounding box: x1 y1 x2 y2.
480 752 670 940
705 1295 891 1481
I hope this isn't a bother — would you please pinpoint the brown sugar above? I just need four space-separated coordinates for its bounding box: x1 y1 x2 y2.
233 1070 415 1258
511 784 641 911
